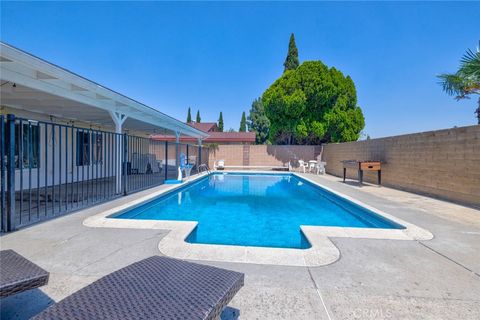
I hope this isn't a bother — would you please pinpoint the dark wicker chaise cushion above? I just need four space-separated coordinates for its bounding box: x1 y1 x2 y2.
0 249 49 298
32 255 244 320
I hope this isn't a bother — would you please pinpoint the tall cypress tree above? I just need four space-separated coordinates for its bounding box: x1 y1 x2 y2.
186 107 192 123
218 112 224 132
239 111 247 132
283 33 300 73
196 110 201 123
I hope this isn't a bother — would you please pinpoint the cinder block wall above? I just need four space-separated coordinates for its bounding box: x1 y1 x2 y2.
323 125 480 207
208 145 321 168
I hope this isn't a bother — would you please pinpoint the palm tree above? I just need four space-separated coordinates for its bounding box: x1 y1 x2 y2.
438 43 480 124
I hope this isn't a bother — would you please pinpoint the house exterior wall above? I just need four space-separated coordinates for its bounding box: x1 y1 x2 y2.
323 125 480 207
8 116 119 192
0 106 126 191
2 107 143 192
1 108 206 193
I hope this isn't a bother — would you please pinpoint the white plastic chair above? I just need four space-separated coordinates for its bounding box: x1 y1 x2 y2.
188 155 197 166
315 145 327 175
315 162 326 175
214 159 225 170
298 160 308 173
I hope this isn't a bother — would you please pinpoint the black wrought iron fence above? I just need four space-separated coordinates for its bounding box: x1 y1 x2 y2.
0 114 208 232
125 135 167 193
1 115 6 231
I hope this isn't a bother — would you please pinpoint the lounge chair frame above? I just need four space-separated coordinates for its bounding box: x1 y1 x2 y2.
0 250 49 298
33 256 244 320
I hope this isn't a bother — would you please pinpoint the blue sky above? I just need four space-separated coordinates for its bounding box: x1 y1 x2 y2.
1 1 479 138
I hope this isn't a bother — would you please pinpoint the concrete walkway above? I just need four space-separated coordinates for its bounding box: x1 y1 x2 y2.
1 173 479 319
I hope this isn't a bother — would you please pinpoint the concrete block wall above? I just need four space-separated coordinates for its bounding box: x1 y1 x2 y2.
208 145 321 168
323 125 480 207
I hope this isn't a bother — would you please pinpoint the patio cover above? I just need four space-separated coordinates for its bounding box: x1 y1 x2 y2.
0 42 209 139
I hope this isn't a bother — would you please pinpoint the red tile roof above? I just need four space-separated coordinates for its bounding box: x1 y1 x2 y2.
151 131 256 143
152 121 255 143
204 131 256 143
187 122 217 132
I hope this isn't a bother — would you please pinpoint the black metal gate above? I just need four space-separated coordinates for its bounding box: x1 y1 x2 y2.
0 114 208 232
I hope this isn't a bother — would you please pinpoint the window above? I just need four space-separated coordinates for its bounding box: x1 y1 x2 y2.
15 122 40 169
76 131 90 166
76 131 103 166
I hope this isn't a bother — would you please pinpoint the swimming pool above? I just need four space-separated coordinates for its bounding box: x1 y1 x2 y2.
113 173 404 249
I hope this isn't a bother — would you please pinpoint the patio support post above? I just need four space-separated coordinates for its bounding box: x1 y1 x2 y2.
175 132 180 178
0 115 5 231
123 133 128 195
110 111 127 194
164 141 168 181
198 138 202 167
5 114 16 231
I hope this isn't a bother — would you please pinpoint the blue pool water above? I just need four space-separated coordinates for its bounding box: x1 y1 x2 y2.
113 173 404 249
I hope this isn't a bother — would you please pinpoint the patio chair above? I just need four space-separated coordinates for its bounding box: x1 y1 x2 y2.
131 153 149 174
315 145 327 175
214 159 225 170
179 153 193 180
188 155 197 166
298 160 308 173
146 153 161 174
0 250 49 298
315 161 327 175
32 256 244 320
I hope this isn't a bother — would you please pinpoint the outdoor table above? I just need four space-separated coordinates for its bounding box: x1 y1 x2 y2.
0 250 49 297
308 160 317 172
341 160 381 185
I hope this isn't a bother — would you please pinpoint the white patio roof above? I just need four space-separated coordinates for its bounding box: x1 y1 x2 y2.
0 42 208 139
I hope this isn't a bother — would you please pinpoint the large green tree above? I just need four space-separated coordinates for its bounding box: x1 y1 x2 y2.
218 112 224 132
187 107 192 123
438 45 480 124
283 33 300 73
247 98 270 144
239 112 247 132
262 61 365 144
196 110 201 123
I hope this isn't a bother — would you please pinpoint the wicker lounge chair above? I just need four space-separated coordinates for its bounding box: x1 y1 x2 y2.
32 256 244 320
0 250 49 298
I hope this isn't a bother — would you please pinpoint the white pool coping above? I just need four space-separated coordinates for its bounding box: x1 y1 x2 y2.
83 171 433 267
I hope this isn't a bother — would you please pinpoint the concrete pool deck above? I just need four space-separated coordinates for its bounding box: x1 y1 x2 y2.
1 173 479 319
83 171 433 267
